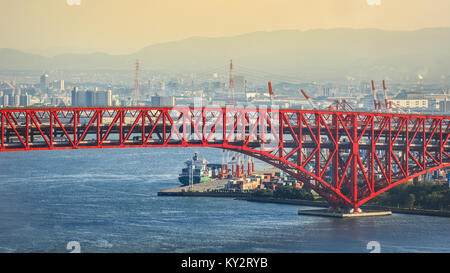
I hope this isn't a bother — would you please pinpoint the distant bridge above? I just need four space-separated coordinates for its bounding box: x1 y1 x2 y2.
0 106 449 211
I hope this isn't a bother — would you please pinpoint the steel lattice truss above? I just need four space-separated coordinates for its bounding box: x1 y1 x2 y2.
1 107 449 210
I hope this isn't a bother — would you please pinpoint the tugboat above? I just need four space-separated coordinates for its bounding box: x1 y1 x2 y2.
178 153 212 186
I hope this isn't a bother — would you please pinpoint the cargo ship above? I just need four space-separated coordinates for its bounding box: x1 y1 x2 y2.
178 153 222 186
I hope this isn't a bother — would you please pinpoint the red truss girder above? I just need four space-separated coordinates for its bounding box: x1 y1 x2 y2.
1 107 449 210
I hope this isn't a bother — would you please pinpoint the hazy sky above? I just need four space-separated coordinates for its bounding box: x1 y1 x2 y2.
1 0 449 55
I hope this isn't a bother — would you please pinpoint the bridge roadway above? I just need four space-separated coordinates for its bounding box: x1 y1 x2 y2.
0 107 449 211
1 120 448 152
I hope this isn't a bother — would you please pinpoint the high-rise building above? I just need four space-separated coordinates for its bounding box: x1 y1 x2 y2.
52 80 64 91
10 94 20 107
151 95 174 107
1 95 8 107
72 88 112 106
76 90 86 106
439 101 450 113
40 74 49 89
20 93 30 107
71 87 78 106
86 91 95 106
95 90 112 106
2 88 14 97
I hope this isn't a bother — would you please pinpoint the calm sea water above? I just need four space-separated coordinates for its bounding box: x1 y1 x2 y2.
0 147 449 253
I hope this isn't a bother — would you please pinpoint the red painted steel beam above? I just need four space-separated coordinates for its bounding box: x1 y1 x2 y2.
0 107 449 211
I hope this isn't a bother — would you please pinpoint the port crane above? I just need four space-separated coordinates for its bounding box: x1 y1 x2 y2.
328 99 354 111
300 89 318 110
268 81 274 105
371 80 380 111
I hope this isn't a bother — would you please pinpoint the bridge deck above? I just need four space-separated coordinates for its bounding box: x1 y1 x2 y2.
1 107 449 211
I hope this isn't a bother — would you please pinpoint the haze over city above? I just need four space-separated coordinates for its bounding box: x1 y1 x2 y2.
1 0 450 55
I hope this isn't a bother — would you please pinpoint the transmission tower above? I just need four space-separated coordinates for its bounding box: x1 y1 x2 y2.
228 59 235 106
133 59 140 105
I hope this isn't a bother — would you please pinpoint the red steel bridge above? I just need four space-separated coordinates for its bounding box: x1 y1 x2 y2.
0 106 449 212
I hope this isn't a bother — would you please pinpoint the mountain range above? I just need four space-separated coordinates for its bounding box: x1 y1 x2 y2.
1 28 449 80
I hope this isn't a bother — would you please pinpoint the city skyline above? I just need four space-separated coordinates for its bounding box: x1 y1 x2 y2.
1 0 450 55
